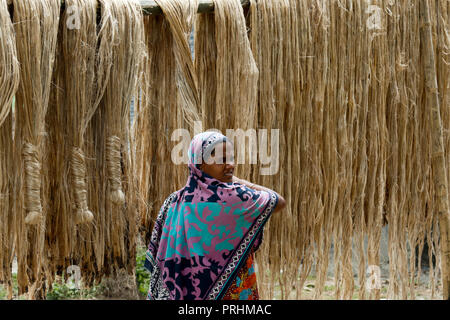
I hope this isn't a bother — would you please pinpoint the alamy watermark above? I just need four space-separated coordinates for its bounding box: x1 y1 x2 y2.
66 265 81 289
366 265 381 290
66 5 81 30
171 121 280 176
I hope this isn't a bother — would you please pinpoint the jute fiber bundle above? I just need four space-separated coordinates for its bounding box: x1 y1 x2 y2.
63 0 114 225
248 0 298 299
195 0 258 180
435 1 449 213
384 0 410 300
43 0 116 289
43 32 67 288
135 0 201 243
43 34 68 289
248 0 340 300
13 0 60 226
304 0 336 300
156 0 201 190
156 0 200 129
0 0 19 127
82 0 144 280
12 0 60 297
194 8 215 130
0 114 16 299
327 0 386 301
329 0 355 300
348 0 371 300
291 0 328 300
383 0 445 299
0 0 19 299
419 0 450 299
358 0 387 301
247 0 448 300
433 0 450 299
0 0 446 300
99 0 144 210
135 12 174 246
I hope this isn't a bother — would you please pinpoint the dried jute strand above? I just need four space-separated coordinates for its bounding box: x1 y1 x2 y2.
23 142 43 225
62 0 102 225
155 0 201 129
106 135 125 205
0 0 18 295
12 0 60 298
70 147 94 224
0 0 19 127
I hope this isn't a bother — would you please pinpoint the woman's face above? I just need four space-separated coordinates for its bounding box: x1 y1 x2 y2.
200 142 235 183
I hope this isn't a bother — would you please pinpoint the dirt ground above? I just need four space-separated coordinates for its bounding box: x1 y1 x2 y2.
269 275 443 300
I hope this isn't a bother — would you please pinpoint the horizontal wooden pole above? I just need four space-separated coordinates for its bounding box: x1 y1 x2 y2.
142 0 250 15
6 0 250 15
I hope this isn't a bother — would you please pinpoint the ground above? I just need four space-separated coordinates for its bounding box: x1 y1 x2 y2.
270 275 443 300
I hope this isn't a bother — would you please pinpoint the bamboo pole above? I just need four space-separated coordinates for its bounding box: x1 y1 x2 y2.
419 0 450 300
142 0 249 14
7 0 250 15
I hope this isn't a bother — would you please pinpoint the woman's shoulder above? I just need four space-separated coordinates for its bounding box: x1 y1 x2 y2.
164 191 178 206
156 192 178 221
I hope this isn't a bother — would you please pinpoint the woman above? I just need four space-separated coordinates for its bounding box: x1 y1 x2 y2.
145 131 286 300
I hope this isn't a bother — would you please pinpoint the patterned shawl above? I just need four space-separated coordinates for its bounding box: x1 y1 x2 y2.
145 132 278 300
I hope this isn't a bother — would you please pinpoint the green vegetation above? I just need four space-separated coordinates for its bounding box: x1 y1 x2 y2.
0 247 151 300
0 273 26 300
135 246 150 297
324 284 335 292
0 284 7 299
46 281 102 300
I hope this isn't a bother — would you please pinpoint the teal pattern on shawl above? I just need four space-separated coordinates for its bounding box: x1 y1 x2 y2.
159 200 265 259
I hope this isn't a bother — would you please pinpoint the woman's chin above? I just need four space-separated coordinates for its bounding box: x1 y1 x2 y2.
221 175 233 183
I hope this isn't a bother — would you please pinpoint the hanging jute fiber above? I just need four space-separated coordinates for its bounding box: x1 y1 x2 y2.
134 0 448 300
43 0 116 290
434 0 450 299
0 0 19 127
195 0 259 180
0 0 19 300
0 0 448 300
156 0 200 129
156 0 201 190
419 0 450 299
250 1 318 299
135 0 201 244
247 0 448 300
0 114 16 300
63 0 112 225
81 0 144 283
135 12 177 245
12 0 60 298
3 0 144 297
